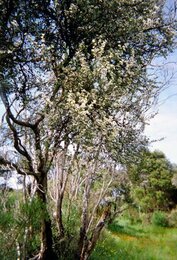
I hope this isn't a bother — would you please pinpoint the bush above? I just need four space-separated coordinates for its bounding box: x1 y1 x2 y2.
168 207 177 227
151 211 169 227
140 213 151 225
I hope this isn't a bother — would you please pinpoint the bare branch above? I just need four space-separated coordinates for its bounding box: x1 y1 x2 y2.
0 155 35 177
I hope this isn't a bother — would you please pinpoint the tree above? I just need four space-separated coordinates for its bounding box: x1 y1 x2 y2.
128 150 177 212
0 0 176 259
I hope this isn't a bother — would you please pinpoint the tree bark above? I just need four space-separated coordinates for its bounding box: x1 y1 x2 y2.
36 175 57 260
78 207 111 260
76 182 91 260
56 194 65 238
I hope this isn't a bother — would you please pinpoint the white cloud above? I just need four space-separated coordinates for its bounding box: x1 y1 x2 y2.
145 93 177 164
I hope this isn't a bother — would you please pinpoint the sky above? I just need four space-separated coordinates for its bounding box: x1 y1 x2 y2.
145 50 177 164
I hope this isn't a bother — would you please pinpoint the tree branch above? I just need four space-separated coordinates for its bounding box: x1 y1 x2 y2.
0 156 35 177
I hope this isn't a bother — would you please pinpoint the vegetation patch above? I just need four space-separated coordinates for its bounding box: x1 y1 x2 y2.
91 219 177 260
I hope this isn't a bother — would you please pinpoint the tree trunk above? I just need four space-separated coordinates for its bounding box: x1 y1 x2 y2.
76 227 88 260
78 207 111 260
56 194 65 238
76 183 90 260
38 217 55 260
37 176 57 260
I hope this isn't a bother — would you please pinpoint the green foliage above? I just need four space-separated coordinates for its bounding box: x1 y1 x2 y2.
0 192 43 259
128 150 177 212
0 206 15 230
18 197 48 230
16 198 46 256
91 218 177 260
0 191 19 259
0 192 17 232
53 203 81 259
151 211 169 227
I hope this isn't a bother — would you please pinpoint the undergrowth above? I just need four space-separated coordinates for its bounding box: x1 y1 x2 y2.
91 218 177 260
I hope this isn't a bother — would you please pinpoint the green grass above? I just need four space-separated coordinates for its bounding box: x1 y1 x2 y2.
91 218 177 260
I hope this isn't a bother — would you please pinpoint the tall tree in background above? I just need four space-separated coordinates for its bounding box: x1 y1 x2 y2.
0 0 176 259
128 150 177 212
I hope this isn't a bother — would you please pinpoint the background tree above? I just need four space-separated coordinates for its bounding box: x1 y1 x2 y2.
128 150 177 213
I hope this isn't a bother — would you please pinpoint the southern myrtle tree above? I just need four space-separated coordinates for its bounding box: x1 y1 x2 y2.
0 0 176 259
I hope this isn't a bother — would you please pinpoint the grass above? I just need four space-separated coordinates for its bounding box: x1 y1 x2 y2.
90 218 177 260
